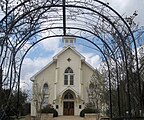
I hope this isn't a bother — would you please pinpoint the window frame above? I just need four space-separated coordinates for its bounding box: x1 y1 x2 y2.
64 75 68 85
64 67 74 85
70 75 74 85
42 83 49 107
43 83 49 95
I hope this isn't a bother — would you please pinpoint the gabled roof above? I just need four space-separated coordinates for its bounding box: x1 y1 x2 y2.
58 86 79 97
84 61 96 71
53 46 85 60
30 61 53 81
30 46 96 81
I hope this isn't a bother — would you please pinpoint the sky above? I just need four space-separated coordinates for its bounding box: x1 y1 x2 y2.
0 0 144 91
104 0 144 26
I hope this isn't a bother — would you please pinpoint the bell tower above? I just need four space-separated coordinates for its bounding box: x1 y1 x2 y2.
62 36 76 48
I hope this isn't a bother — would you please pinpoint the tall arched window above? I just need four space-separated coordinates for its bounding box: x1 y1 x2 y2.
64 67 74 85
42 83 49 107
43 83 49 95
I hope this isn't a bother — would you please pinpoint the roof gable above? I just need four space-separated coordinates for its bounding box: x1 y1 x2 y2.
53 46 85 61
30 46 96 81
84 61 96 71
30 61 53 81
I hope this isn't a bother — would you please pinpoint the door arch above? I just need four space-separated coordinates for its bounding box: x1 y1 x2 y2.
63 91 75 115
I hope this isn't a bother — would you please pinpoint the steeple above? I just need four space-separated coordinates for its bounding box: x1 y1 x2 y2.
62 36 76 48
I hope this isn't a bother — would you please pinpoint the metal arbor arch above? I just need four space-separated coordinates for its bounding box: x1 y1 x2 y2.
0 0 143 119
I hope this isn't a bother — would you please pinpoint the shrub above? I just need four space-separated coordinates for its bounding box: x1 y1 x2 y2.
80 108 99 117
41 106 58 117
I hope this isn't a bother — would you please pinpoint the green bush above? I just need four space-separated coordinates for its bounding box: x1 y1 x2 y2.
80 108 99 117
41 106 58 117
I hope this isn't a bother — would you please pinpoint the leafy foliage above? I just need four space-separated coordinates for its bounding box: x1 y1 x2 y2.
41 105 58 117
87 70 107 114
0 89 30 117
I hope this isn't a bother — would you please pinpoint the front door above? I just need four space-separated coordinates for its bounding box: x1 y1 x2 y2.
63 102 74 115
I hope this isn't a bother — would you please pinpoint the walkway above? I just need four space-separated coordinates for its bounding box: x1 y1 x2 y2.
24 115 103 120
53 116 85 120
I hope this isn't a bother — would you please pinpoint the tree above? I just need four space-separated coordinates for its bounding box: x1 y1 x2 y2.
0 89 30 119
32 82 50 120
87 70 107 115
11 90 30 116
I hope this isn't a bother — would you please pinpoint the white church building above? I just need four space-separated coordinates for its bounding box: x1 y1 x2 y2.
30 37 98 116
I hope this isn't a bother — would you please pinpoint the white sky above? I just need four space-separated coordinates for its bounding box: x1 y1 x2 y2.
104 0 144 26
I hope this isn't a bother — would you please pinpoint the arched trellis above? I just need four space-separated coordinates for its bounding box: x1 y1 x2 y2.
0 0 143 119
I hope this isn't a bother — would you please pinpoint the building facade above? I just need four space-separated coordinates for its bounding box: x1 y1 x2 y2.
30 37 97 116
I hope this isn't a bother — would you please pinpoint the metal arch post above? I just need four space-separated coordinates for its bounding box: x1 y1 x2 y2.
63 0 66 36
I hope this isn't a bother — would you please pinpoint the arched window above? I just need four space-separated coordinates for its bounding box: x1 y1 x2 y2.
64 67 74 85
65 67 73 73
64 92 74 99
43 83 48 95
42 83 49 107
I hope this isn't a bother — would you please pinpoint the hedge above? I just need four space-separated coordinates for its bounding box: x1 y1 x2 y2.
80 108 99 117
41 107 58 117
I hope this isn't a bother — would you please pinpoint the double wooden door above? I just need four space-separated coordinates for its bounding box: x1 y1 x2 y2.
63 101 74 115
